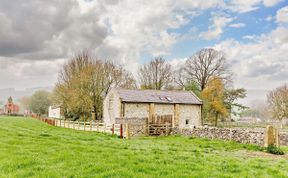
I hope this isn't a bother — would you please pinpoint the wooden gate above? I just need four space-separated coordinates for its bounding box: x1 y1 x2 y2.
148 115 173 136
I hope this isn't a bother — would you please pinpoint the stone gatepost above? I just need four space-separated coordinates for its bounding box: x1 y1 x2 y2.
264 125 280 147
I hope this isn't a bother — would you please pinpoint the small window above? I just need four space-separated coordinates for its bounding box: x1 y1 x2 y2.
185 119 189 125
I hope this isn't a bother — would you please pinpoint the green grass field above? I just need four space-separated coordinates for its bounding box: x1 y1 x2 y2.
0 116 287 178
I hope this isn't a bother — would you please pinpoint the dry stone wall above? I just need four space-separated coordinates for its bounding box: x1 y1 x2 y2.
180 127 288 146
280 133 288 146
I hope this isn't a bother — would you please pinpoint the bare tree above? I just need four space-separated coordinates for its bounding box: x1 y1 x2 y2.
139 57 173 90
53 52 136 120
174 67 187 89
267 84 288 127
184 48 231 91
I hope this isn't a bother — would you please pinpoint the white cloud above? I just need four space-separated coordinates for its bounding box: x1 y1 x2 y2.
200 14 233 40
227 0 282 13
0 0 286 91
263 0 282 7
228 0 261 13
169 57 187 70
214 26 288 90
229 23 246 28
0 0 227 88
276 6 288 23
0 57 65 89
265 15 274 22
242 35 257 40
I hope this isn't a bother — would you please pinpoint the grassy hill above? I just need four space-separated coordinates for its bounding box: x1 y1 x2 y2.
0 116 287 177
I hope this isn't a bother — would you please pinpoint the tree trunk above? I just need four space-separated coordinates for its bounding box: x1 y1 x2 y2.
92 105 96 120
215 113 218 127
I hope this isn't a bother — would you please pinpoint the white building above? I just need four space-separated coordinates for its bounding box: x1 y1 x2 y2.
48 106 61 119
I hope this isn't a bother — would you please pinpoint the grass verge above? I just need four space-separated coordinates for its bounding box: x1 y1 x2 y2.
0 116 287 178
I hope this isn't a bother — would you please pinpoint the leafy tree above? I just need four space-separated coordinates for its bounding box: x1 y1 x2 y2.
240 108 263 118
201 77 228 126
174 48 248 126
19 96 31 111
29 91 52 115
224 88 247 121
184 80 201 97
267 84 288 127
139 57 173 90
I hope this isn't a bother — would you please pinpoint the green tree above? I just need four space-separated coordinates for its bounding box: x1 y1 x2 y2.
224 88 247 121
29 91 52 115
184 80 201 97
19 96 31 111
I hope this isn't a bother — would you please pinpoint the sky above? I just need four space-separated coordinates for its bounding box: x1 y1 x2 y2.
0 0 287 104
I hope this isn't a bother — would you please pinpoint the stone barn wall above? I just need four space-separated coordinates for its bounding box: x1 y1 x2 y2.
179 105 201 128
124 103 149 118
154 104 174 116
180 127 288 146
115 117 147 125
103 89 121 124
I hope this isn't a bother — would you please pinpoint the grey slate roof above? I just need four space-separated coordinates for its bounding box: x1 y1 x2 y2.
116 89 202 105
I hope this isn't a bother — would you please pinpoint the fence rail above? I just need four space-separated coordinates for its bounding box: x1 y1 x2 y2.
32 115 175 138
33 116 129 138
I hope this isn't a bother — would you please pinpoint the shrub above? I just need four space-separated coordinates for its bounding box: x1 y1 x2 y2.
266 145 284 155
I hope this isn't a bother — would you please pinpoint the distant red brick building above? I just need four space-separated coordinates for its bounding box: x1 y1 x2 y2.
4 96 20 114
0 108 4 115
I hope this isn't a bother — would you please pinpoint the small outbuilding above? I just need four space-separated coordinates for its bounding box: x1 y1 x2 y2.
48 105 61 119
103 88 202 129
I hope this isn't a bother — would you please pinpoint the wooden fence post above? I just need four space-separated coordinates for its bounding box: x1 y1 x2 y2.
59 120 61 127
112 124 115 135
90 121 92 131
125 123 129 139
97 121 99 132
147 120 149 136
120 124 123 138
165 122 168 136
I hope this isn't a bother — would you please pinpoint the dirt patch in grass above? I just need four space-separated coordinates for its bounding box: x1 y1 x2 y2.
240 150 288 159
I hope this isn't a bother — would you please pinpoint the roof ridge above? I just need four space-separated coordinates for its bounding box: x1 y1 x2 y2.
116 88 192 93
114 88 203 105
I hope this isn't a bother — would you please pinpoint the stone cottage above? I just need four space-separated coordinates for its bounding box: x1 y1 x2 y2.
103 88 202 129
